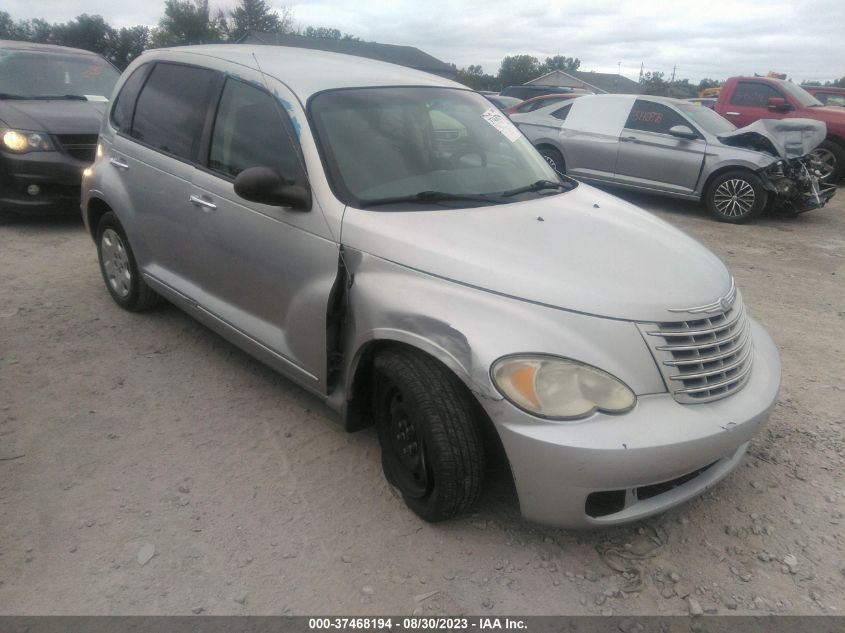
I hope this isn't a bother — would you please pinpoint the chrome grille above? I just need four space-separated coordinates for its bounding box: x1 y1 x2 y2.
638 292 753 404
56 134 97 163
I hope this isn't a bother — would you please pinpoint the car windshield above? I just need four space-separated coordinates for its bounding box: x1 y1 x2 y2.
309 86 562 208
0 50 119 99
679 104 736 135
777 81 823 107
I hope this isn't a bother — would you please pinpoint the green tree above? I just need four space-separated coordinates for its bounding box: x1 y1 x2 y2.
497 54 541 87
0 11 36 40
640 70 669 96
150 0 224 48
50 14 115 56
228 0 293 40
109 26 150 69
696 77 722 94
303 25 359 40
540 55 580 73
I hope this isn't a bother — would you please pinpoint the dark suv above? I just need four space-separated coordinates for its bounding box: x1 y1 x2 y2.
0 40 119 217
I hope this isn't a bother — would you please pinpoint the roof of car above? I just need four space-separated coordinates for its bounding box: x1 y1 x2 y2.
0 39 102 57
146 44 462 100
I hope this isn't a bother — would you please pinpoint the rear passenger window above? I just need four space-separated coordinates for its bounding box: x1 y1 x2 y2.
208 78 302 180
110 64 150 134
625 100 689 134
131 63 216 160
730 82 783 107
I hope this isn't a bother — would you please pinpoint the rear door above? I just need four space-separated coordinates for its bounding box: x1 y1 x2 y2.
614 99 706 194
723 81 788 127
188 75 340 390
109 62 220 292
558 95 633 181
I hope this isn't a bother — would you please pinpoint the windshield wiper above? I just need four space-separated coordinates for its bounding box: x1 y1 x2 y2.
501 179 573 197
359 190 502 208
32 94 88 100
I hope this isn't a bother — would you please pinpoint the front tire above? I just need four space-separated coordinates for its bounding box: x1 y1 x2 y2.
705 170 767 224
811 140 845 183
373 348 484 522
96 212 161 311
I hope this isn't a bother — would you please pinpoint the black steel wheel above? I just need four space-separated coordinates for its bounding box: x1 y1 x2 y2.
373 347 484 522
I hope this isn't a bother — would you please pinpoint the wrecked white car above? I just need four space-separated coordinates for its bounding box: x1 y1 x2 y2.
512 94 836 223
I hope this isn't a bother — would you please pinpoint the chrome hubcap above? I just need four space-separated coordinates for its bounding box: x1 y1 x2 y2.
714 179 755 217
810 148 837 181
101 229 131 298
543 155 558 171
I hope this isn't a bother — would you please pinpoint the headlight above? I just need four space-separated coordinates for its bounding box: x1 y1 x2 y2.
2 129 55 153
492 355 636 420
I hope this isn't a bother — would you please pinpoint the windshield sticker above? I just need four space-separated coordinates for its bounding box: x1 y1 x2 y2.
481 107 521 142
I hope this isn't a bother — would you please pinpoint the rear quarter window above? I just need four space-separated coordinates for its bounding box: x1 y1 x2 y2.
110 64 151 134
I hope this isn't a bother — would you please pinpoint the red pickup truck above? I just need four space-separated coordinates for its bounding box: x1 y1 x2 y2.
715 77 845 181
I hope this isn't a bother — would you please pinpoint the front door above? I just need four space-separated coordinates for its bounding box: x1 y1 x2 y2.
722 81 789 128
188 75 340 391
614 99 706 194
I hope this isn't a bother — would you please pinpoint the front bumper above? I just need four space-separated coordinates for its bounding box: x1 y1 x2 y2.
481 318 781 528
0 150 89 215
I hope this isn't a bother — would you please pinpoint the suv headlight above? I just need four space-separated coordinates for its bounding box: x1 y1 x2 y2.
492 355 636 420
2 129 55 153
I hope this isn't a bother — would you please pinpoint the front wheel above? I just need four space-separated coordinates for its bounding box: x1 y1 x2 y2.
705 171 767 224
96 212 161 311
373 348 484 522
810 140 845 183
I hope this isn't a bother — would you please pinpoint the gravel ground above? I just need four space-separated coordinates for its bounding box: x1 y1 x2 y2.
0 188 843 616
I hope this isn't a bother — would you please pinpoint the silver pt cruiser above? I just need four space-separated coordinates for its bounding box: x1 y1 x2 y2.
81 46 781 527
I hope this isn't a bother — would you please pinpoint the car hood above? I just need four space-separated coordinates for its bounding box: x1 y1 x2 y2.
341 183 732 322
0 99 107 134
717 118 826 159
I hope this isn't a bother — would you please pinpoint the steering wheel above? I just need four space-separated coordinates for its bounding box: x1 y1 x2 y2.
449 146 487 168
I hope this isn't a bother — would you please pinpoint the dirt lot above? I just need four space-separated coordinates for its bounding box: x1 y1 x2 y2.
1 189 843 616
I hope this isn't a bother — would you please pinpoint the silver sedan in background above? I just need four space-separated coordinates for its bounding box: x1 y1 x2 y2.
512 94 835 223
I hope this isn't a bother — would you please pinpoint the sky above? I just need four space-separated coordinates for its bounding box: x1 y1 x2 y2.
4 0 845 84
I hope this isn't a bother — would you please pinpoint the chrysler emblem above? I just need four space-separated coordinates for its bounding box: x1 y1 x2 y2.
669 278 737 314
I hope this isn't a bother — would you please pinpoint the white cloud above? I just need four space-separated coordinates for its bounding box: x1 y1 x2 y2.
3 0 844 83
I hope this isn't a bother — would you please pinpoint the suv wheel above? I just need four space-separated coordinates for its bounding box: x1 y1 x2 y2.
539 147 566 175
811 140 845 182
96 212 161 311
373 348 484 522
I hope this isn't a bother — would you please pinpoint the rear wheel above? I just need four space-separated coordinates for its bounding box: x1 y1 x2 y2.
538 147 566 175
810 140 845 183
96 212 161 311
705 170 767 224
373 348 484 522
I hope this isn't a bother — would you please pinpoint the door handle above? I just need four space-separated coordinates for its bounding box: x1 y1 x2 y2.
622 136 637 142
189 194 217 211
109 157 129 170
725 112 740 116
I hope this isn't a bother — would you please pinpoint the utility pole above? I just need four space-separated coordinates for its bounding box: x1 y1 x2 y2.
638 62 644 82
671 65 676 83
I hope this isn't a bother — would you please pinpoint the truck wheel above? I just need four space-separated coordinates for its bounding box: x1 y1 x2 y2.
705 171 767 224
811 140 845 182
539 147 566 175
373 347 484 522
96 212 161 311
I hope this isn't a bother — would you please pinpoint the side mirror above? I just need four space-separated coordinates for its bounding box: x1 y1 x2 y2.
767 97 791 112
233 166 311 210
668 124 698 140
